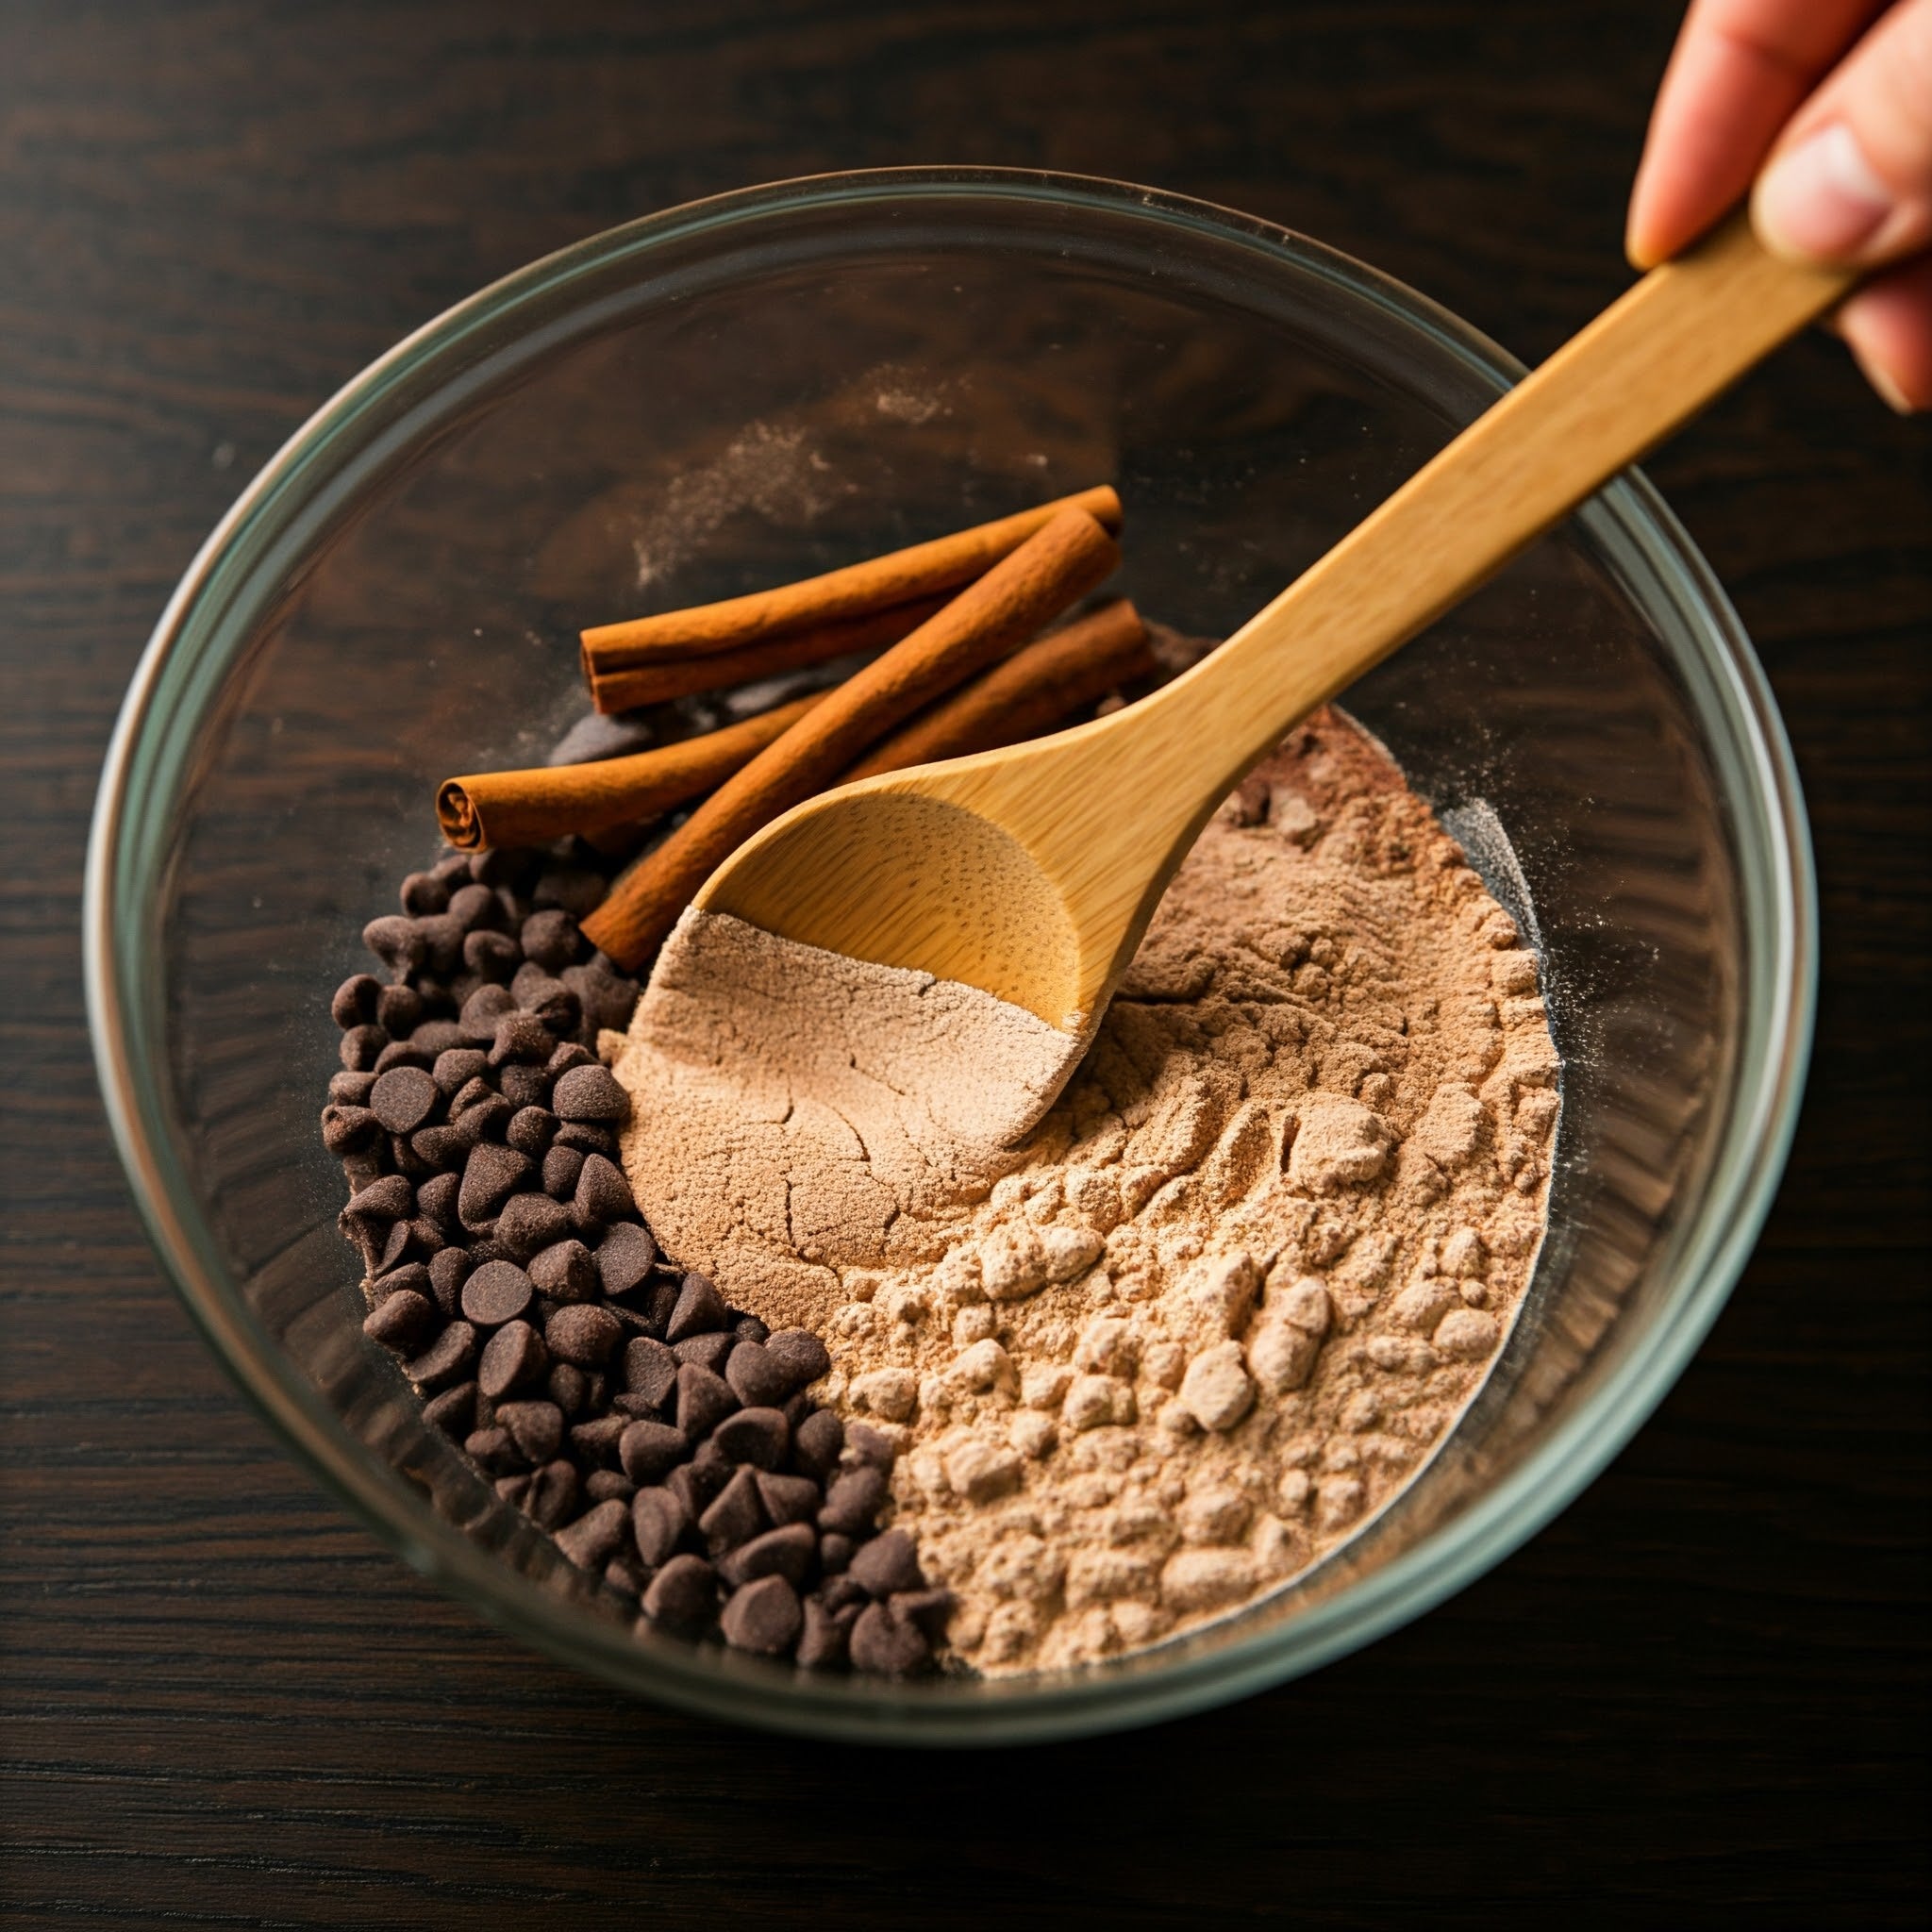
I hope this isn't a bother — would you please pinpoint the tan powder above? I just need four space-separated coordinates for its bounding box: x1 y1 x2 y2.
612 707 1559 1674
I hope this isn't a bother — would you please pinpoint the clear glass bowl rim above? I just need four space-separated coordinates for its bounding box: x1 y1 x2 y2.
85 165 1816 1745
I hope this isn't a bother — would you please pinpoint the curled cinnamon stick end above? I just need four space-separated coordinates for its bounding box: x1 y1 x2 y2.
845 598 1152 781
583 594 948 716
435 693 824 850
579 506 1122 971
578 485 1122 692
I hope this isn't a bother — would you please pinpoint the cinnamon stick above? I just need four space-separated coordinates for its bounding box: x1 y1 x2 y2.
844 598 1152 781
435 692 824 851
578 484 1122 686
585 592 949 715
579 506 1121 969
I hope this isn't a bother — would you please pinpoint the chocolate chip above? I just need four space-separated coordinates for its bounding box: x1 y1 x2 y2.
409 1019 468 1058
642 1554 717 1630
586 1469 636 1506
369 1065 438 1135
623 1335 679 1409
477 1317 546 1398
819 1464 890 1536
406 1320 476 1390
848 1528 924 1598
604 1556 650 1600
363 1289 436 1352
848 1600 930 1675
765 1328 832 1392
339 1023 389 1072
328 1069 378 1105
561 961 641 1036
528 1237 597 1303
618 1419 687 1483
496 1398 564 1463
542 1142 587 1201
375 1217 420 1274
595 1222 658 1299
631 1487 690 1567
533 865 605 919
413 914 467 974
552 1063 630 1124
673 1332 734 1374
458 1141 531 1226
410 1124 470 1172
555 1499 629 1571
415 1172 460 1233
675 1363 737 1440
432 1047 489 1096
489 1010 554 1072
712 1407 789 1471
495 1476 531 1508
735 1316 771 1346
546 1361 589 1415
526 1457 578 1529
363 915 425 976
893 1587 953 1639
321 1104 380 1155
554 1122 618 1158
374 1045 434 1084
797 1596 855 1669
427 1245 471 1317
546 1041 595 1078
463 928 521 981
719 1522 815 1591
545 1303 625 1367
423 1380 476 1437
724 1341 792 1408
573 1154 635 1228
666 1272 728 1341
343 1173 413 1228
520 908 581 973
665 1459 724 1520
755 1471 823 1527
569 1414 628 1465
332 974 382 1027
502 1104 554 1158
461 1259 534 1327
845 1422 897 1471
451 1090 514 1148
698 1466 767 1553
818 1534 855 1575
720 1574 802 1656
495 1191 573 1262
459 982 516 1041
375 982 425 1036
372 1259 431 1303
399 870 450 916
466 1424 519 1473
791 1409 844 1479
447 882 500 931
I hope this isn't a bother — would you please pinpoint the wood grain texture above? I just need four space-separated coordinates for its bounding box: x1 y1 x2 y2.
0 1 1924 1925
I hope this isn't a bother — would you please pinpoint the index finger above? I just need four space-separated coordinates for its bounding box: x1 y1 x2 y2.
1628 0 1890 266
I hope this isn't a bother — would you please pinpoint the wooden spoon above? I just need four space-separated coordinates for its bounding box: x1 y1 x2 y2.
694 214 1852 1107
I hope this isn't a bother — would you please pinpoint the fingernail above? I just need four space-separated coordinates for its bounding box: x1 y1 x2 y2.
1756 124 1892 260
1856 351 1917 416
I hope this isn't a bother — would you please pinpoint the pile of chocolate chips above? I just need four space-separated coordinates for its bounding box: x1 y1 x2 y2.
322 841 946 1674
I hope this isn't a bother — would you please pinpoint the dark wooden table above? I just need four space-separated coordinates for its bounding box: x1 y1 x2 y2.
4 3 1925 1924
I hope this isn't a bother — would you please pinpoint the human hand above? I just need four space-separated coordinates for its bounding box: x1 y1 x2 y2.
1628 0 1932 411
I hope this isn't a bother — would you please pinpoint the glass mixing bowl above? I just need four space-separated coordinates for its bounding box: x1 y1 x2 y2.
87 169 1812 1743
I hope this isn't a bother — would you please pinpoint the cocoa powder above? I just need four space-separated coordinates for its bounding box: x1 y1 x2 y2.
611 705 1559 1674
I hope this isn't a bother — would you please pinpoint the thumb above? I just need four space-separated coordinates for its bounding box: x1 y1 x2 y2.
1753 0 1932 266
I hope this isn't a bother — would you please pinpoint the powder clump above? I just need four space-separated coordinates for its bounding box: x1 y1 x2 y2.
614 706 1560 1674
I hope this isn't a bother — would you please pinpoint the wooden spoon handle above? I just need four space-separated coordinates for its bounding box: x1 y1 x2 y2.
1159 213 1856 774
